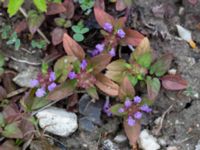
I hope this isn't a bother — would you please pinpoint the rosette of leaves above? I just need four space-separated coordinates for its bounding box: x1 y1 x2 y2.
78 0 94 14
71 21 89 42
47 33 119 101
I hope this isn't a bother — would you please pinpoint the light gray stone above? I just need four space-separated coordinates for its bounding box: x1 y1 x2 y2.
103 139 120 150
114 134 127 143
36 107 78 137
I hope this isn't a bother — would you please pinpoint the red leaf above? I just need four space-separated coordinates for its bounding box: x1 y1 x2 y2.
123 119 141 145
94 0 105 9
94 7 115 28
14 20 27 33
119 77 135 100
63 0 75 19
95 74 119 96
90 54 111 74
63 33 85 60
46 3 66 15
161 74 188 90
116 0 126 11
51 28 65 45
123 29 144 46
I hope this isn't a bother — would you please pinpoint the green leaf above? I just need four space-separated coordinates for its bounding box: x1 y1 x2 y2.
0 53 5 67
33 0 47 12
136 52 152 68
72 26 82 33
7 0 24 17
79 27 89 34
73 33 84 42
146 76 160 100
41 62 48 74
86 86 99 99
0 113 5 127
127 75 138 86
31 97 49 110
2 122 23 138
27 10 45 34
31 40 46 49
15 39 21 50
150 53 173 77
110 104 127 116
0 25 12 39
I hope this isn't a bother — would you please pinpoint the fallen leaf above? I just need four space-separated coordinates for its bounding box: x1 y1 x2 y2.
51 28 65 45
46 2 66 15
123 29 144 46
14 20 27 33
161 74 188 90
63 0 75 19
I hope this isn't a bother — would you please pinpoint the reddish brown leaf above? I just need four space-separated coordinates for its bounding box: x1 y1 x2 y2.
116 17 127 28
119 77 135 100
0 86 7 101
161 74 188 90
46 3 66 15
94 7 115 28
3 104 21 124
123 119 141 145
116 0 126 11
94 0 105 9
63 33 85 60
123 29 144 46
146 76 160 101
0 140 20 150
90 54 111 74
51 28 65 45
47 82 75 101
14 20 27 33
95 74 119 96
19 118 34 140
63 0 75 19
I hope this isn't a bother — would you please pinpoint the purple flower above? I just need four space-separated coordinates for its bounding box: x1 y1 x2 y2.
118 107 125 113
48 82 57 91
127 116 135 126
80 59 87 70
124 98 132 108
35 88 46 97
49 71 56 82
103 22 113 32
30 79 39 87
134 96 142 104
103 99 112 117
117 29 126 38
140 104 152 113
109 48 116 57
68 71 77 79
95 43 105 52
134 111 143 119
91 49 99 56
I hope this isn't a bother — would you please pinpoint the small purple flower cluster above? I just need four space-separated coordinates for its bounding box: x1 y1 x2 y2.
118 96 152 126
103 22 126 39
92 43 105 56
68 59 88 80
103 98 112 117
30 71 57 98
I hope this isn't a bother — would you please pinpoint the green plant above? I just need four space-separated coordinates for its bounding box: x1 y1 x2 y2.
6 32 21 50
31 39 47 49
71 21 89 42
0 53 5 75
0 25 12 39
78 0 94 14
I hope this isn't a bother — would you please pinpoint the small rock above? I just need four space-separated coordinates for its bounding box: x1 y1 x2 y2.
168 68 177 75
114 134 127 143
139 130 160 150
167 146 178 150
103 139 120 150
195 140 200 150
36 107 78 137
13 67 39 88
79 117 96 132
79 94 103 125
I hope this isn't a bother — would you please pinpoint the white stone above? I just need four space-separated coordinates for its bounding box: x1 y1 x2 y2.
114 134 127 143
167 146 178 150
168 69 177 75
139 130 160 150
36 107 78 137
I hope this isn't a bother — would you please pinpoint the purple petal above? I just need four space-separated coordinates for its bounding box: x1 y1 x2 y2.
134 111 143 119
133 96 142 104
80 59 87 70
140 104 152 113
127 116 135 126
95 43 105 52
103 99 112 117
124 98 132 108
49 71 56 82
118 107 125 113
68 71 77 79
103 22 113 32
117 29 126 38
48 82 57 91
109 48 116 57
30 79 39 87
35 88 46 97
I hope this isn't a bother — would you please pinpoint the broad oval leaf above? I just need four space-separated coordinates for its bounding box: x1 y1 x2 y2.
106 59 127 71
46 3 66 15
90 54 111 74
150 53 173 77
7 0 24 17
122 29 144 46
47 81 76 101
63 33 85 60
2 122 23 139
105 70 124 83
119 77 135 100
161 74 188 90
27 10 45 34
146 76 161 101
51 28 65 45
95 74 119 96
94 7 115 28
123 119 141 145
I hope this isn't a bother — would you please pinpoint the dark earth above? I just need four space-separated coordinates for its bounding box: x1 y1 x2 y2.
1 0 200 150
